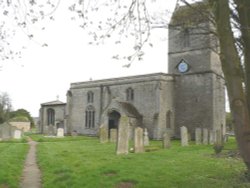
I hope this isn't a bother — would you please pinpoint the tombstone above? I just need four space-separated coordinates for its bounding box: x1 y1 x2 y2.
0 122 12 140
180 126 188 146
195 128 202 145
57 128 64 137
99 124 108 143
209 130 215 145
116 116 130 155
48 124 54 136
110 129 117 143
203 128 209 145
215 129 222 145
162 131 171 149
14 130 22 139
143 128 150 146
134 127 144 153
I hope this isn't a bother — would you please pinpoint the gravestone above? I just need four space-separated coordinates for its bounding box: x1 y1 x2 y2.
116 116 130 155
14 130 22 139
162 131 171 148
57 128 64 137
215 129 222 145
0 123 12 140
209 130 215 145
180 126 188 146
195 128 202 145
99 124 108 143
143 128 150 146
203 128 208 145
48 124 54 136
134 127 144 153
110 129 117 143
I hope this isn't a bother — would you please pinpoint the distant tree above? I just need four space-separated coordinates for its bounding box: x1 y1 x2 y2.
0 92 12 123
9 109 35 127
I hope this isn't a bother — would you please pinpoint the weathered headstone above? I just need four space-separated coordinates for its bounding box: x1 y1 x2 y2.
215 129 222 145
162 131 171 148
180 126 188 146
116 116 130 155
110 129 117 143
203 128 208 145
195 128 202 145
143 128 150 146
48 124 54 136
134 127 144 153
57 128 64 137
14 130 22 139
209 130 215 145
0 123 12 140
99 124 108 143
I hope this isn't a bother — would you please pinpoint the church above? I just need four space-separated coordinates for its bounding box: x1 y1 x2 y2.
38 3 226 140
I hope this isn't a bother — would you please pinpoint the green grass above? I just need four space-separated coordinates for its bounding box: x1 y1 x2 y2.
36 136 250 188
0 142 29 188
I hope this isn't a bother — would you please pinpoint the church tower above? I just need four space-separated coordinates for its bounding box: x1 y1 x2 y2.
168 2 225 138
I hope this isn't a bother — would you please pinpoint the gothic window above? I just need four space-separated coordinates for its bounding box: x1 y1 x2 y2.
126 88 134 101
85 106 95 128
87 91 94 103
47 108 55 125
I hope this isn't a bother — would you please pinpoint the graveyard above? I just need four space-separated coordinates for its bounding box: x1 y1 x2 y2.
0 133 249 188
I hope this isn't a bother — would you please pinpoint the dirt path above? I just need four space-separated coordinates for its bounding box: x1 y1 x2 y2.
20 138 42 188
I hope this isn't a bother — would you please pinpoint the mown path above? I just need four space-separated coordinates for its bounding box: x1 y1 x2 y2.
20 138 41 188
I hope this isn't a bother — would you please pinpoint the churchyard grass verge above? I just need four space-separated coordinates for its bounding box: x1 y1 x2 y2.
35 136 250 188
0 142 29 188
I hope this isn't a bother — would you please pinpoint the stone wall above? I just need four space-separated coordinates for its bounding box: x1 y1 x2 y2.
9 122 31 132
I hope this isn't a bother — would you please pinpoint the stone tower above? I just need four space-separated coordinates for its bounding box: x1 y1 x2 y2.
168 2 225 138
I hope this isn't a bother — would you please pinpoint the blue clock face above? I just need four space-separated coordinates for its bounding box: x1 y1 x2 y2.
178 60 189 73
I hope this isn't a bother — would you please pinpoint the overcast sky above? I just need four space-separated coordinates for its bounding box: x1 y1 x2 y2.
0 1 178 117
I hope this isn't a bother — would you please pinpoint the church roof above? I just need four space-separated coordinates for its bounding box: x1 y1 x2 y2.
41 100 66 106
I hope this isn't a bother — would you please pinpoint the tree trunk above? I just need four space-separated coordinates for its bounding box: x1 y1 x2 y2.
235 0 250 115
209 0 250 172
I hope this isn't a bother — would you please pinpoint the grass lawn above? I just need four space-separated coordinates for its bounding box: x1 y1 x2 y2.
0 142 29 188
32 135 250 188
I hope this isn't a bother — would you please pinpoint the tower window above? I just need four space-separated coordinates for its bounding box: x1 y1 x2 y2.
85 106 95 128
181 28 190 48
87 91 94 103
126 88 134 101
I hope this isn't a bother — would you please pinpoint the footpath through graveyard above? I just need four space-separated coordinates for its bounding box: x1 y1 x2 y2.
20 137 42 188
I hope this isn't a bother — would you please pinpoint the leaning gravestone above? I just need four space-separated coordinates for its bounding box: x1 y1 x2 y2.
110 129 117 143
134 127 144 153
99 124 109 143
181 126 188 146
143 128 150 146
14 130 22 139
203 128 209 145
116 116 130 155
162 131 171 148
209 130 215 145
195 128 202 145
57 128 64 137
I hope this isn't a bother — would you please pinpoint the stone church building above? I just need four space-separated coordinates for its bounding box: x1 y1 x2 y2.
39 3 225 140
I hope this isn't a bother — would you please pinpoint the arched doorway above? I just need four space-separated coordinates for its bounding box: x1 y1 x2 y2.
108 110 121 137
